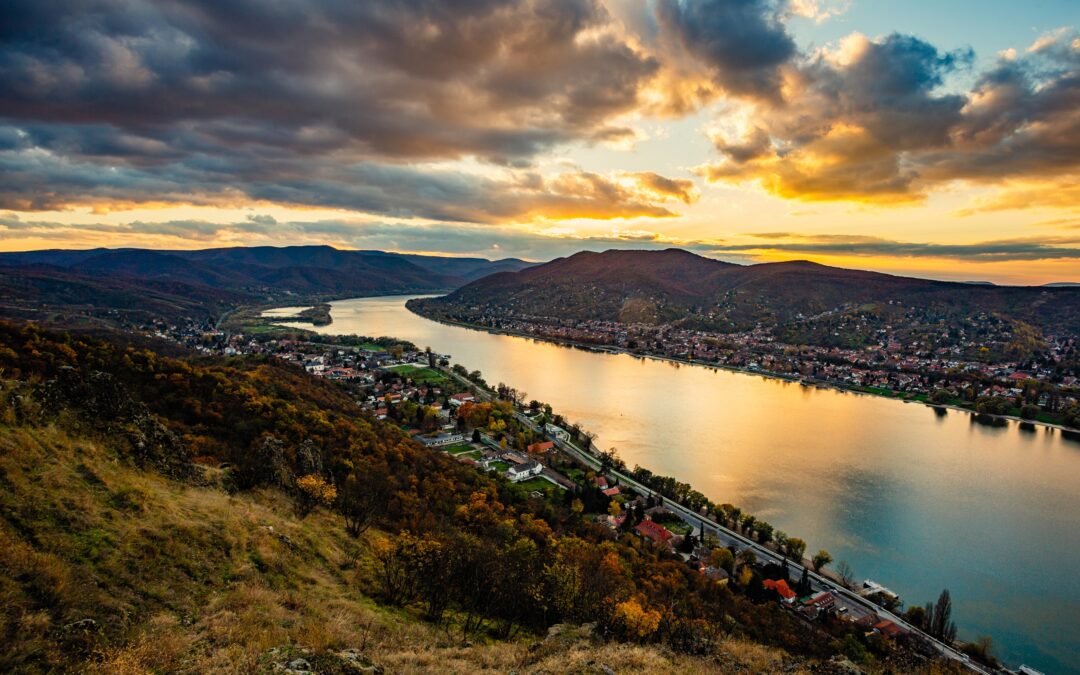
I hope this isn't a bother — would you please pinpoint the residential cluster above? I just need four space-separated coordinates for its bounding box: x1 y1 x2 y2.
456 309 1080 427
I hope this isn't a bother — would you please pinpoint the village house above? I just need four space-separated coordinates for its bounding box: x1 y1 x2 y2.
507 460 543 482
635 519 673 547
527 440 554 454
449 392 476 406
763 578 797 601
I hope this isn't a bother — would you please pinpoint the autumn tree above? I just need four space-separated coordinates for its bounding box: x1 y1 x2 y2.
785 537 807 562
811 549 832 573
295 473 336 516
610 598 661 641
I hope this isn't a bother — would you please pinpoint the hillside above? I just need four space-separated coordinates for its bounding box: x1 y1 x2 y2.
413 249 1080 336
0 246 535 328
0 322 960 673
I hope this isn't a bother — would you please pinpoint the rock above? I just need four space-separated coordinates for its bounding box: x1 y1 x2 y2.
63 618 98 632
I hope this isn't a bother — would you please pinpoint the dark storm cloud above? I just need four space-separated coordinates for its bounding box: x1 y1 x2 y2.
656 0 796 100
0 0 685 218
0 0 657 163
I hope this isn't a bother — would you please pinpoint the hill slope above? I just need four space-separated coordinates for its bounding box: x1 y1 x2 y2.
414 249 1080 336
0 246 535 327
0 322 958 673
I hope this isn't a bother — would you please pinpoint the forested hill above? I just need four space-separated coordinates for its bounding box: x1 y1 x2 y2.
0 322 956 673
414 248 1080 336
0 246 534 327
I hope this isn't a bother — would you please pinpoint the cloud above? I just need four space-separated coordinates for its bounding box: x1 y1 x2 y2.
0 144 694 222
788 0 851 24
0 214 723 260
655 0 797 101
707 233 1080 261
0 0 660 164
699 28 1080 206
0 0 1075 221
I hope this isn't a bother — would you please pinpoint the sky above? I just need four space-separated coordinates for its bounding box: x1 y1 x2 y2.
1 0 1078 284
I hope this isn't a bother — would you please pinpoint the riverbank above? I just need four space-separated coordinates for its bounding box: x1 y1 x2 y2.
406 303 1079 436
435 362 993 674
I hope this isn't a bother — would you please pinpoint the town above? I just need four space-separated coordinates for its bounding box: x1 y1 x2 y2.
443 308 1080 431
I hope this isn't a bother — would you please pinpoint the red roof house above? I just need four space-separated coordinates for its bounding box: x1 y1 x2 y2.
763 578 796 600
635 519 673 546
527 441 555 454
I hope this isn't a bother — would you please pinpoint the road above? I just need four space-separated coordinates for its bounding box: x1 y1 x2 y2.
440 367 989 674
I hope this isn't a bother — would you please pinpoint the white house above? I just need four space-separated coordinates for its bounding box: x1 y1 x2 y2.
507 460 543 482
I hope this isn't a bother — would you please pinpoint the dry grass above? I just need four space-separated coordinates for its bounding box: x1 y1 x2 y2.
0 419 826 674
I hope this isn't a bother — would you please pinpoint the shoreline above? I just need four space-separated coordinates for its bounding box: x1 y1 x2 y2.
405 302 1079 437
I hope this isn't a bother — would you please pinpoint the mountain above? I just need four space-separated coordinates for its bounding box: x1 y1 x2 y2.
413 248 1080 336
0 264 248 327
0 246 536 326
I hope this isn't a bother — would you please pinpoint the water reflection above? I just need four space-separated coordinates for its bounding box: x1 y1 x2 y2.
286 295 1080 673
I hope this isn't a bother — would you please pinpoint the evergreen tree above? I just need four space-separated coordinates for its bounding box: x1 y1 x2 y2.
797 567 811 596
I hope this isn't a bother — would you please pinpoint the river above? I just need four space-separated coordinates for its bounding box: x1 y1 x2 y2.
278 294 1080 673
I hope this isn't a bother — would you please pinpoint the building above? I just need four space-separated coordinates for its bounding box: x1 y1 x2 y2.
544 423 570 441
449 392 476 406
635 519 673 547
872 619 904 638
527 440 555 454
419 432 465 448
763 578 796 601
507 460 543 482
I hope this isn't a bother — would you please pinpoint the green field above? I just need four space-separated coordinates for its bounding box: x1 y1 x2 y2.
446 443 476 455
512 477 557 494
386 364 448 384
489 460 510 472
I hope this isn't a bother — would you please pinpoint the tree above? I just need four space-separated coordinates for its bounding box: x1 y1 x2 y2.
835 560 855 588
811 549 832 573
925 588 958 643
338 468 387 538
736 548 757 569
472 428 481 443
608 500 622 517
796 567 811 596
785 537 807 562
903 605 927 630
295 473 336 516
753 521 774 545
710 547 735 574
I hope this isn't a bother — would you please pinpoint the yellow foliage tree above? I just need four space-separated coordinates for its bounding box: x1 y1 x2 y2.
612 598 661 640
295 474 337 515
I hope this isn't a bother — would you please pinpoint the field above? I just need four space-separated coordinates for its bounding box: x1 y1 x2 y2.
511 477 559 494
446 443 477 455
386 364 448 385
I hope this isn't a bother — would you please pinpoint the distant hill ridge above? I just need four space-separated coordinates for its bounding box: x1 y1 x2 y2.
0 245 534 325
417 248 1080 335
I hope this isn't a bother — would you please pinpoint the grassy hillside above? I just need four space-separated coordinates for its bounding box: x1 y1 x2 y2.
0 322 961 673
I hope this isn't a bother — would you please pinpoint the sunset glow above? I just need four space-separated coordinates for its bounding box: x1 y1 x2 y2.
1 0 1077 283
